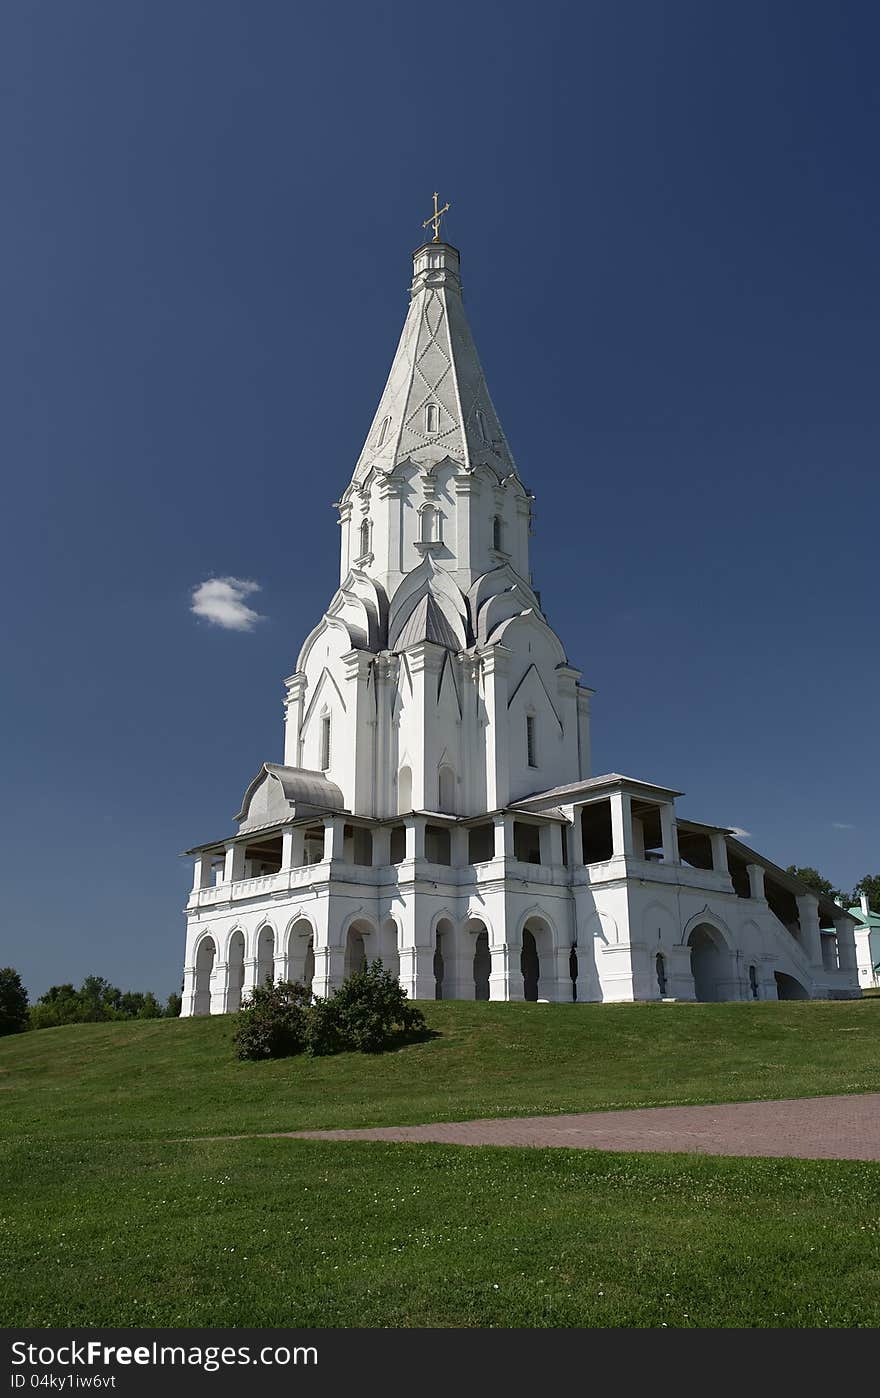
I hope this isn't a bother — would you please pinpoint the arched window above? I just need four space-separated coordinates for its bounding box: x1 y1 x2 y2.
492 514 503 551
438 765 456 813
426 403 439 434
397 765 412 815
656 952 668 997
358 518 370 558
749 964 759 999
320 714 331 772
475 408 488 443
375 415 391 448
420 504 438 543
526 713 537 768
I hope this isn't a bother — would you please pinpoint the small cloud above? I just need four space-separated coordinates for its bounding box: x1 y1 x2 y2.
728 827 752 839
191 576 264 632
831 822 855 831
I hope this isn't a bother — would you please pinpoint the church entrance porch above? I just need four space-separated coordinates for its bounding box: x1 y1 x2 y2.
687 924 735 1002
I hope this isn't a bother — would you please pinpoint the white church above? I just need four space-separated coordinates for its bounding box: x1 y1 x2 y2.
181 216 860 1015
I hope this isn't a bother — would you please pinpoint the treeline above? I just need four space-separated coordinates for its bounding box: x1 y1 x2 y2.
0 969 180 1036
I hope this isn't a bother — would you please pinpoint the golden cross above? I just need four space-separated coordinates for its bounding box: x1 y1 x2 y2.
422 191 450 243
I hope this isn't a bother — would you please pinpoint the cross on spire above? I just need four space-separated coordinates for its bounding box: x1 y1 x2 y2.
422 191 450 243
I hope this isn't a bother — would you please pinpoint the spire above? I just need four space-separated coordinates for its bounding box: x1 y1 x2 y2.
351 238 519 486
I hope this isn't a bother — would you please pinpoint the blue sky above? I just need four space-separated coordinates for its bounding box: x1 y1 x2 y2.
2 1 877 1000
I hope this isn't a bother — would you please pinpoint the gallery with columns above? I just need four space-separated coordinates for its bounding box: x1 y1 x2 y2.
181 230 860 1015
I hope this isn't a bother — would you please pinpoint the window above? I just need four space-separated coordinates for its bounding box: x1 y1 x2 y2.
320 714 331 771
375 415 391 448
492 514 503 551
420 504 438 543
749 964 759 1000
426 402 439 434
358 518 370 557
526 714 537 768
656 953 668 997
475 408 488 443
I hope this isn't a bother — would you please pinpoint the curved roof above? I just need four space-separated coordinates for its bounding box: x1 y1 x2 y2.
235 763 345 830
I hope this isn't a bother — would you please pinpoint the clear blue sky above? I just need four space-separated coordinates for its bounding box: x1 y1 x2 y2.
2 1 877 1000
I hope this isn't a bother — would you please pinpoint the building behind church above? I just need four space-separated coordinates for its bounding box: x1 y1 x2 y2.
181 227 859 1014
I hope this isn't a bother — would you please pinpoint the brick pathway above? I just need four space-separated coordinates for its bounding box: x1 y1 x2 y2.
284 1093 880 1161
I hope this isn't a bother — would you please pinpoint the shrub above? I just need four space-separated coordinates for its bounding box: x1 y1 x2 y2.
234 979 312 1061
310 960 427 1055
0 968 29 1036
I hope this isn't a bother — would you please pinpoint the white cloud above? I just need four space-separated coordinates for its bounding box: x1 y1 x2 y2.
728 827 752 839
831 821 855 831
190 576 264 632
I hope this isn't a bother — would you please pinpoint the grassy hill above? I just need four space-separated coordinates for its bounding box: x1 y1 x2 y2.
3 1000 880 1328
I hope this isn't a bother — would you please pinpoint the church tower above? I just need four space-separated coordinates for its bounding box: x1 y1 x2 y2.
283 234 593 819
181 210 860 1016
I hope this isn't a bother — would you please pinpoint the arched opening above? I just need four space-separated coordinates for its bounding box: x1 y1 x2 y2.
320 713 331 772
473 929 490 1000
434 932 445 1000
426 402 439 434
492 514 502 551
656 952 668 998
521 929 539 1001
303 938 315 991
434 918 454 1000
375 415 391 448
521 917 554 1001
438 765 456 813
287 919 314 988
227 930 245 1013
569 946 578 1001
256 925 275 987
774 970 809 1001
475 408 488 443
359 519 371 558
398 765 412 814
194 936 215 1016
749 964 759 1000
420 504 438 543
344 925 368 979
687 924 730 1003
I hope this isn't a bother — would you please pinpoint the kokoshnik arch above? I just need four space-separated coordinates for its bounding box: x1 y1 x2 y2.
181 218 860 1014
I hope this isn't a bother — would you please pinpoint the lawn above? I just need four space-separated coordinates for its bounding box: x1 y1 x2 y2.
2 1000 880 1328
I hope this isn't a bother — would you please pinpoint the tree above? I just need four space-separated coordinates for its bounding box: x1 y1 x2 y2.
852 874 880 913
0 968 29 1036
785 866 846 905
164 992 182 1018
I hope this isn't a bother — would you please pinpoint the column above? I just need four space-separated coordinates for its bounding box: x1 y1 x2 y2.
313 946 345 998
709 831 728 874
493 812 515 859
283 673 307 767
191 853 214 892
747 863 766 900
482 645 511 809
660 806 680 864
398 946 435 1001
323 816 346 862
796 894 824 968
404 816 426 861
371 826 392 867
568 808 584 867
281 827 305 871
223 842 246 884
576 687 593 779
539 822 563 867
181 964 198 1017
450 825 469 867
609 790 634 858
834 916 858 974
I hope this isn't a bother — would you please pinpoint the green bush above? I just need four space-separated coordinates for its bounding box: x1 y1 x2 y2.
233 979 313 1061
315 960 426 1054
233 962 428 1061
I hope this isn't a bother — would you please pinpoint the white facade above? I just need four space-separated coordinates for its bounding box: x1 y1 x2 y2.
181 237 860 1015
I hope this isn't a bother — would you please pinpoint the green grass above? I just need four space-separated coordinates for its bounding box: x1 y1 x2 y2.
2 1000 880 1327
2 998 880 1141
